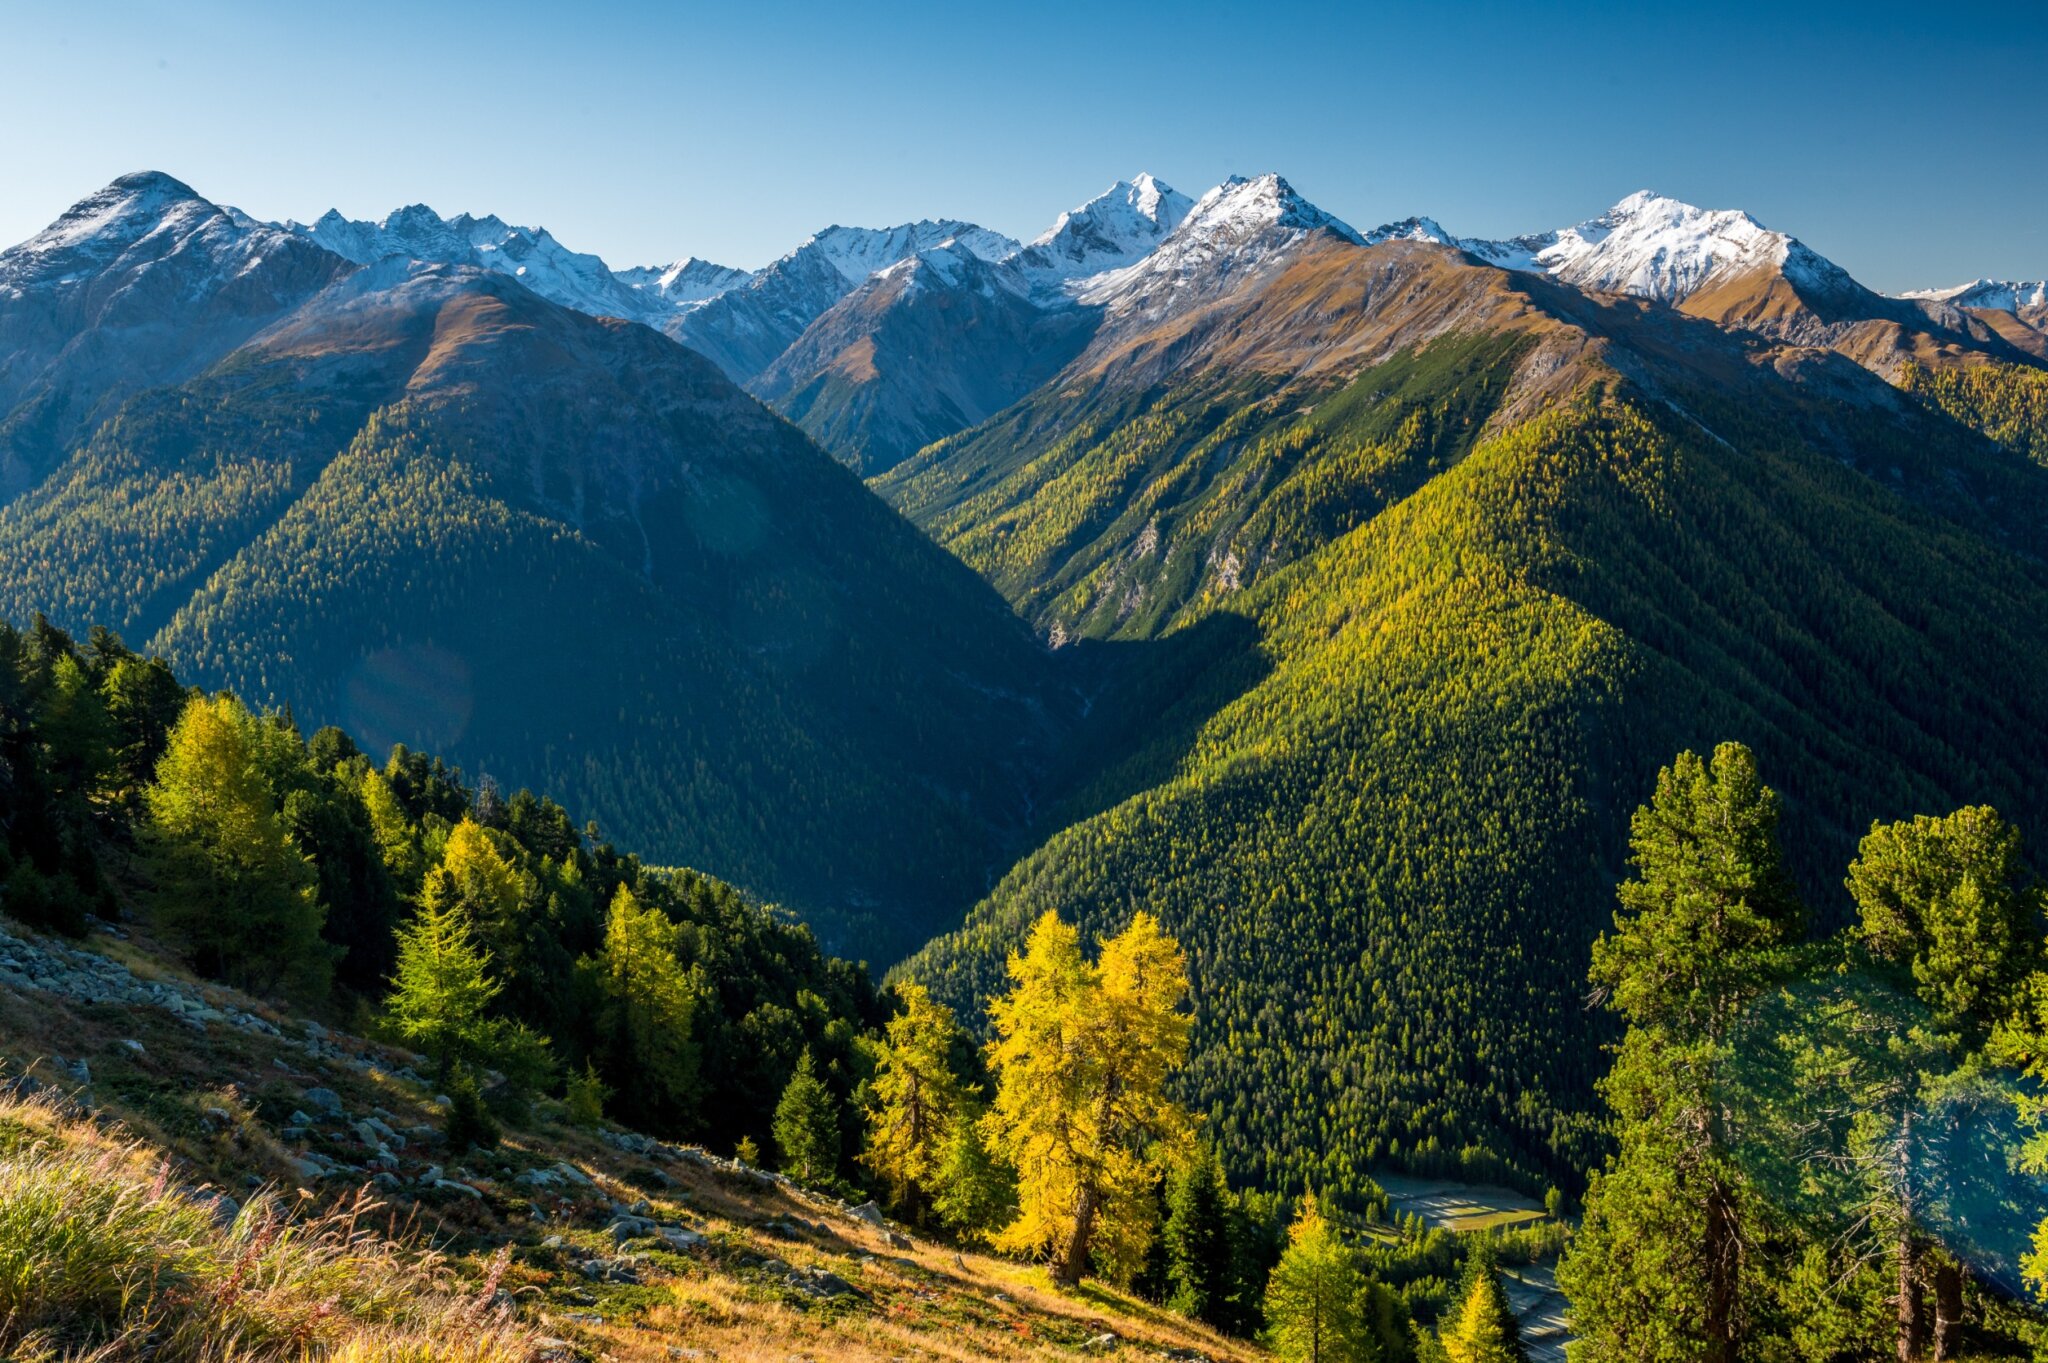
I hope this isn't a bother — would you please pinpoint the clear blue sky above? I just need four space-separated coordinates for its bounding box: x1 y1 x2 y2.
3 0 2042 292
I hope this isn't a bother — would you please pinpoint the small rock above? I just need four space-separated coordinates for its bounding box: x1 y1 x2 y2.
659 1226 707 1251
884 1230 913 1250
302 1087 343 1116
1083 1334 1119 1352
434 1179 482 1199
607 1215 656 1244
847 1200 885 1226
118 1039 145 1055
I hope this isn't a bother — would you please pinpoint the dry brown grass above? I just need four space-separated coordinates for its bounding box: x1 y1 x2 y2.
0 1088 537 1362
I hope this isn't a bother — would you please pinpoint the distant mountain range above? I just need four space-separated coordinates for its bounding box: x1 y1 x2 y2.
174 172 2039 473
3 166 2045 1194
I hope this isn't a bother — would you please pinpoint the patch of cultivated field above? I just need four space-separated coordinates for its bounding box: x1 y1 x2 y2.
1375 1174 1549 1232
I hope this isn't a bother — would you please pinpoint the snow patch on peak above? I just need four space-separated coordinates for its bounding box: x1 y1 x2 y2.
614 256 752 309
9 171 218 263
879 239 1029 301
1186 173 1362 243
0 171 312 299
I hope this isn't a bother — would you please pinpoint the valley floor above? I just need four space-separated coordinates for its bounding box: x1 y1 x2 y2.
1378 1175 1567 1361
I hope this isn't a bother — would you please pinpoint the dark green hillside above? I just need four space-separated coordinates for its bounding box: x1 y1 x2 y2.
0 267 1065 963
900 257 2048 1195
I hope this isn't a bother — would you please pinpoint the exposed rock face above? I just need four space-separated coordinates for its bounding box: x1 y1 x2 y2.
751 244 1097 475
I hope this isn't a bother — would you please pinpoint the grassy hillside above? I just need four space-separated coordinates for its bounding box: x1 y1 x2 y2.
893 242 2048 1194
0 913 1262 1362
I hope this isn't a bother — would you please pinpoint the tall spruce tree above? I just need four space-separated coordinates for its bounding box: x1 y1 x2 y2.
931 1109 1017 1244
774 1047 842 1186
1440 1242 1527 1363
594 883 702 1128
385 870 502 1077
1164 1143 1236 1327
1558 742 1801 1363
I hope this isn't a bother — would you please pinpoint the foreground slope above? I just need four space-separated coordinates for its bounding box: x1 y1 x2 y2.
0 189 1065 963
894 237 2048 1191
0 913 1260 1362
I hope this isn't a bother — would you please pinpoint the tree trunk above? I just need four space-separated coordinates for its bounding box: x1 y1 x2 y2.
1052 1185 1098 1286
1931 1258 1963 1361
1703 1179 1740 1363
1898 1231 1923 1363
1899 1111 1926 1363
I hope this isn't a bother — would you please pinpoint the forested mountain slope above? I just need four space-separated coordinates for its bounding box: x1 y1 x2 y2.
894 236 2048 1193
0 230 1067 965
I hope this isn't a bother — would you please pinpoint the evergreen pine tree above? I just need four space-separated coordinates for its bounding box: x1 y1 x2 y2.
594 883 702 1127
1559 742 1801 1363
1164 1143 1235 1327
931 1108 1017 1244
385 870 501 1077
774 1047 841 1186
1848 806 2046 1359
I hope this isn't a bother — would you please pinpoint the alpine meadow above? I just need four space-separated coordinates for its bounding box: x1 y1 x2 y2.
3 7 2048 1359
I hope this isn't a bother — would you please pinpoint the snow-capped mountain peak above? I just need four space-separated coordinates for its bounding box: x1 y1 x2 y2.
1015 174 1195 283
1075 173 1360 318
1362 215 1454 246
285 202 671 323
2 171 223 285
612 256 754 309
1185 173 1362 243
1459 191 1808 302
803 221 1020 288
1899 278 2048 313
